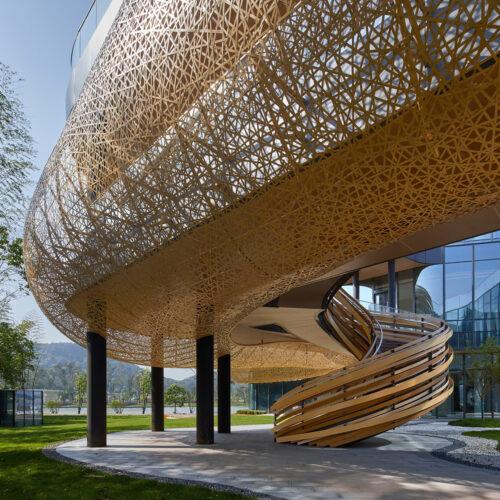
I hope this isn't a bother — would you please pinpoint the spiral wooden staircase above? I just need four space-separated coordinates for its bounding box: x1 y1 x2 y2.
271 289 453 447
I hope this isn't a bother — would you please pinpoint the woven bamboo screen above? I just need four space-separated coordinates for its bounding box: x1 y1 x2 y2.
24 0 500 380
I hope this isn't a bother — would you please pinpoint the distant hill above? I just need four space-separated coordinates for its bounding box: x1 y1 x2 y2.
33 343 247 401
35 343 193 391
36 342 140 376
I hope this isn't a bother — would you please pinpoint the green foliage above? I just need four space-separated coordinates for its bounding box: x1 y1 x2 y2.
0 225 28 315
0 62 35 316
0 62 35 228
186 389 196 413
137 369 151 414
30 343 144 401
164 383 187 412
0 320 36 388
462 430 500 451
110 399 125 414
45 400 61 414
73 371 87 414
466 337 500 419
236 409 265 415
0 415 244 499
449 418 500 428
232 384 249 405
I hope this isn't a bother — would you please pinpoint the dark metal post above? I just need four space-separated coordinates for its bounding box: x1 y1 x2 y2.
196 335 214 444
352 271 360 300
387 259 396 309
87 331 107 447
151 366 164 431
218 354 231 433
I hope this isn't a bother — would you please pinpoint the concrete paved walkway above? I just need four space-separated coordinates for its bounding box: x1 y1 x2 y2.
56 425 500 499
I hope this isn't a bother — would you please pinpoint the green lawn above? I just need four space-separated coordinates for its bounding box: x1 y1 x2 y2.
0 414 272 499
448 418 500 428
462 430 500 451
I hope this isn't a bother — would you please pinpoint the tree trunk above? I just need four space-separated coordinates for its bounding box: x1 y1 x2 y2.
481 397 484 420
78 404 81 415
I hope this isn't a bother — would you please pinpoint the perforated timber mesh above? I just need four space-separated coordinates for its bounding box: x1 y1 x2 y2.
25 0 500 381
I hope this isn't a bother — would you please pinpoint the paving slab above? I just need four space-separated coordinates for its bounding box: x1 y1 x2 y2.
56 424 500 499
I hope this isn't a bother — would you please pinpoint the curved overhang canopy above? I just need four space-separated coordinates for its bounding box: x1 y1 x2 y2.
24 0 500 380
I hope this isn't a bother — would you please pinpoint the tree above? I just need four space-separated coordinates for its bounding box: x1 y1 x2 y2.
164 383 187 413
0 62 35 315
110 399 125 414
0 320 36 388
45 399 60 414
232 384 249 406
74 371 87 415
137 369 151 414
467 337 500 419
0 226 26 316
186 389 196 413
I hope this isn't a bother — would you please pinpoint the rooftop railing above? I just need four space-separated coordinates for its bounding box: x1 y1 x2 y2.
70 0 112 68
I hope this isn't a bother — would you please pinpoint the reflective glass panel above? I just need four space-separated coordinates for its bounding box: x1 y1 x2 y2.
256 384 269 412
358 284 373 303
398 269 414 312
96 0 113 21
445 245 472 263
15 390 25 427
24 391 34 426
34 391 43 425
474 260 500 303
0 391 14 426
445 262 472 313
475 242 500 261
415 264 443 316
269 382 284 410
474 259 500 345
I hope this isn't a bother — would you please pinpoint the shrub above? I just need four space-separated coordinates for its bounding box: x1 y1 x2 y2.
45 400 60 414
236 409 266 415
110 399 125 414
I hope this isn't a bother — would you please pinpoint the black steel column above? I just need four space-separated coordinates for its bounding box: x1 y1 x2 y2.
87 331 107 447
218 354 231 433
352 271 360 300
196 335 214 444
387 259 396 309
151 366 164 432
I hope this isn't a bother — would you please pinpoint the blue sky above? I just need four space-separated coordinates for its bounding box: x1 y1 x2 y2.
0 1 193 379
0 1 90 344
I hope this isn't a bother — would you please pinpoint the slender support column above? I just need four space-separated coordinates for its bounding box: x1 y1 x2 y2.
151 366 164 432
352 271 360 300
387 259 396 309
87 331 106 447
218 354 231 433
196 335 214 444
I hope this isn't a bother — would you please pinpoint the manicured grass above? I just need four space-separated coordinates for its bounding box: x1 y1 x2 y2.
462 430 500 451
448 418 500 428
162 414 273 427
0 414 272 499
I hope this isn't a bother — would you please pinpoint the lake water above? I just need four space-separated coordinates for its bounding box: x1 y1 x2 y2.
56 406 246 415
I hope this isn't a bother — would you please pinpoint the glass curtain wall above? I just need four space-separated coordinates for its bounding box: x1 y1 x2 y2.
0 390 43 427
250 231 500 415
357 230 500 416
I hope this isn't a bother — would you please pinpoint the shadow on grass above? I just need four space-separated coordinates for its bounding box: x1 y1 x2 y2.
0 415 246 500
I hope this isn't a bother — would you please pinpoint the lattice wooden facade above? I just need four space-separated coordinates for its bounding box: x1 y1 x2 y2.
25 0 500 381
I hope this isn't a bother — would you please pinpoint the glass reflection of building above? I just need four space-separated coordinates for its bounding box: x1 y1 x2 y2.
0 390 43 427
355 230 500 417
250 230 500 416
